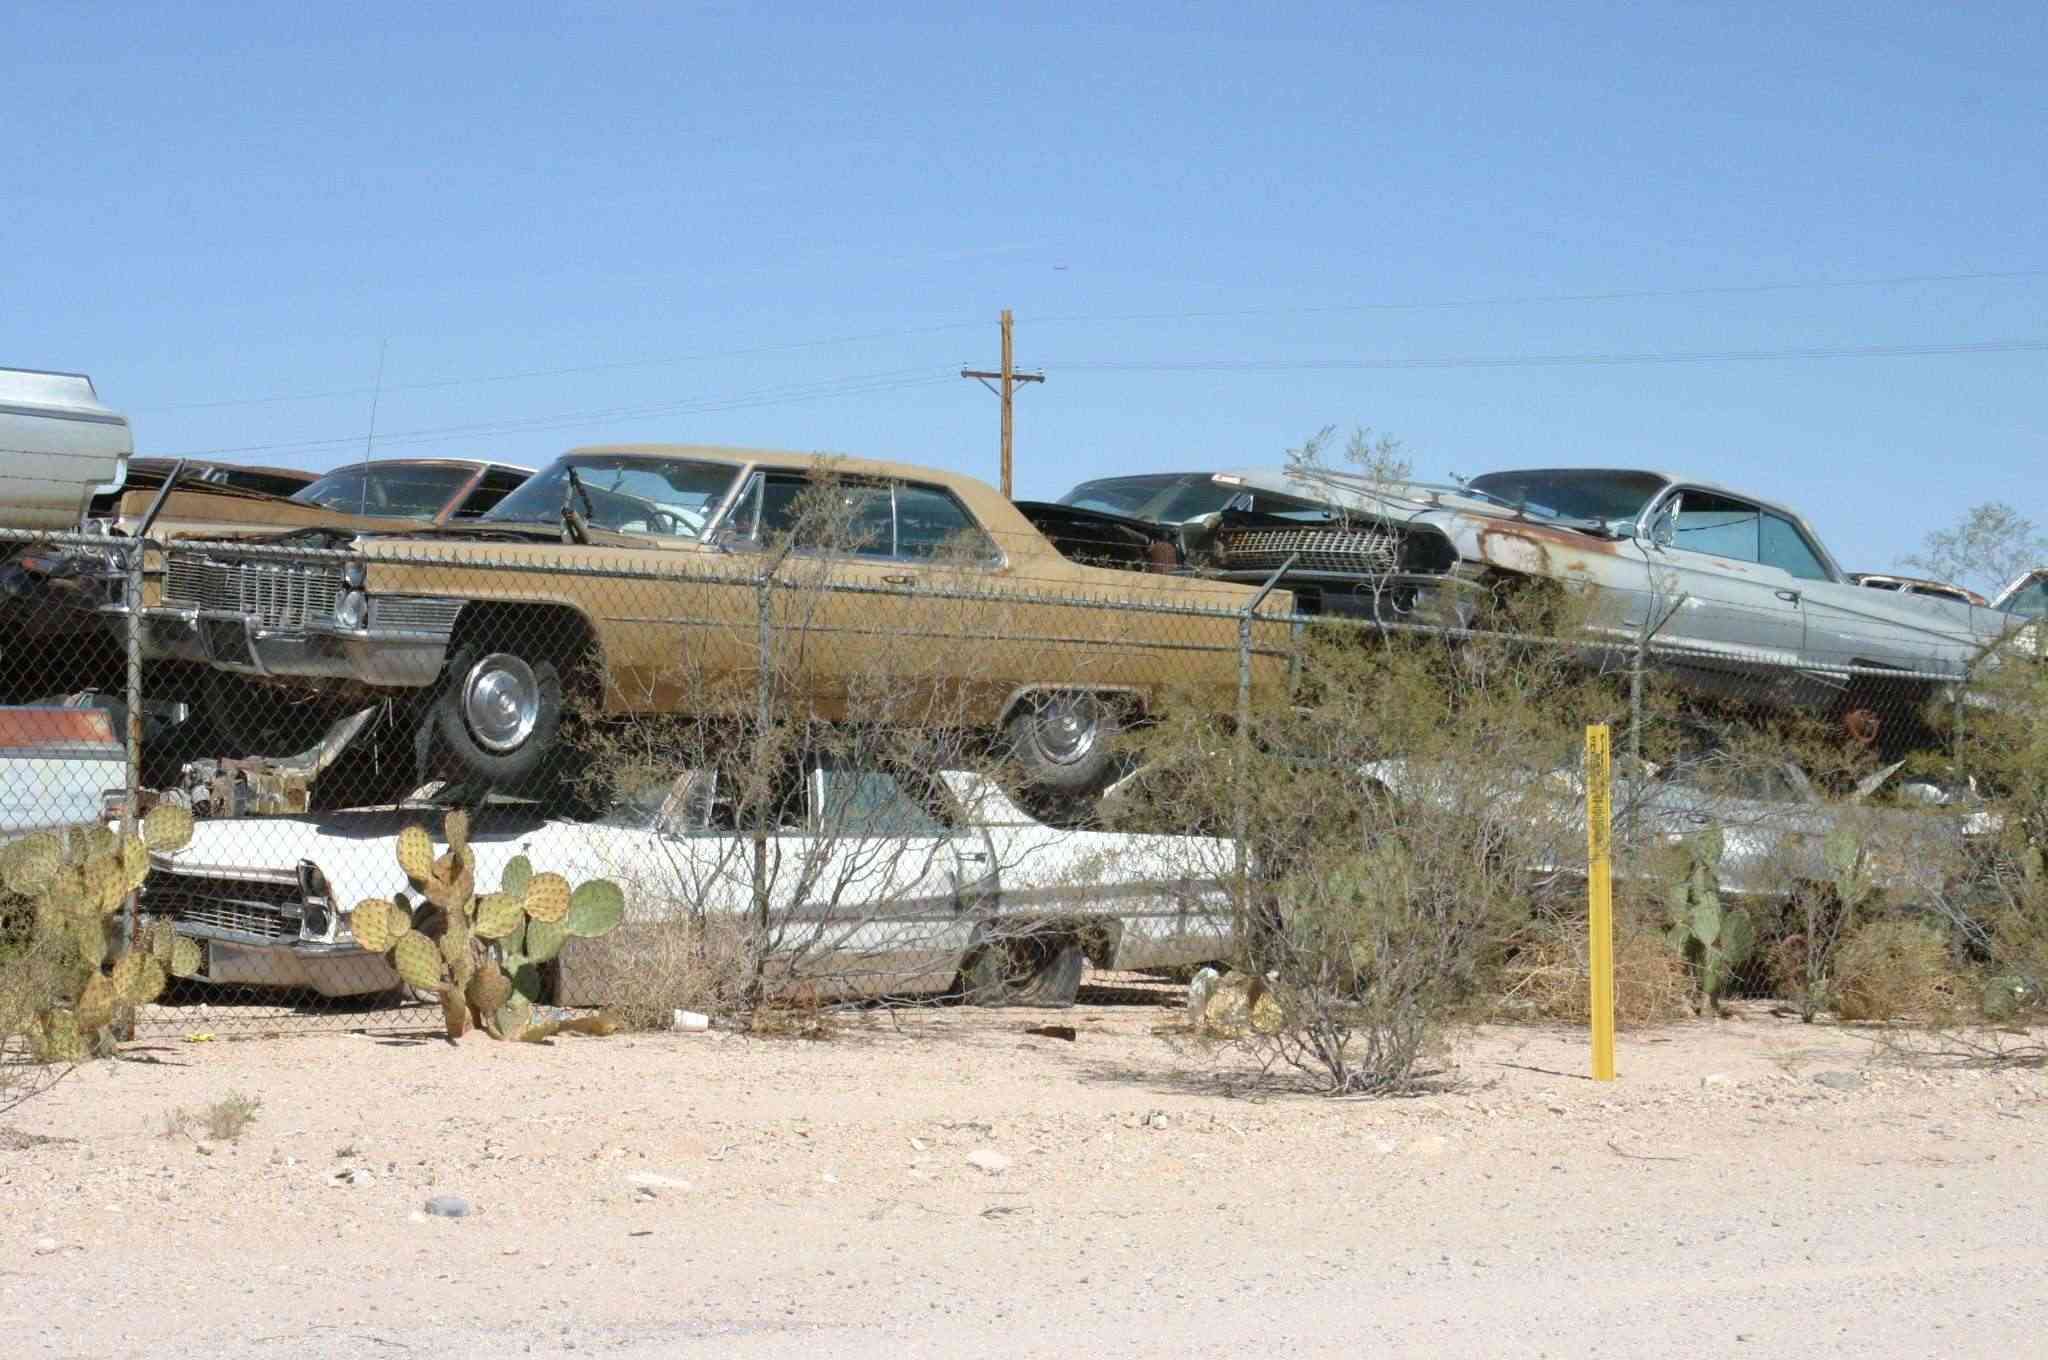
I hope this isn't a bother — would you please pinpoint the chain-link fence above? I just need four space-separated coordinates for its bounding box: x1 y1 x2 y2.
2 507 2041 1046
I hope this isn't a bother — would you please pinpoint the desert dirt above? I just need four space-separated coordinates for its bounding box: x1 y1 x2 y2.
4 980 2046 1360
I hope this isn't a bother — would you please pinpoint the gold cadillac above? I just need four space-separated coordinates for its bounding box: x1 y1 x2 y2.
152 447 1295 798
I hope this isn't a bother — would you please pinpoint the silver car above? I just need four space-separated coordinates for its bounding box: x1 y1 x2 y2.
1176 466 2026 744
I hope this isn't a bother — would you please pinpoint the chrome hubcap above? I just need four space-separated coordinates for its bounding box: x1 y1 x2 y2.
462 653 540 753
1034 696 1099 765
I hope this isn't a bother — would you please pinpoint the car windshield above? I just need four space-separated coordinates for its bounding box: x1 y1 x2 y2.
1058 474 1244 524
1463 469 1669 526
483 455 742 538
1996 574 2048 619
291 464 475 518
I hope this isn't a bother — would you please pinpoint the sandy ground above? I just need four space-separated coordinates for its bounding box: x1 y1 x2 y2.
4 982 2046 1360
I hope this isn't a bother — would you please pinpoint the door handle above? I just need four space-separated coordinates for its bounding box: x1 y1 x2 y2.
882 574 914 586
960 851 990 863
1775 589 1801 604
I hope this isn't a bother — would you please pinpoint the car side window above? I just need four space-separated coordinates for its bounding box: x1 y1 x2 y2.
893 483 997 563
1758 513 1831 581
747 473 894 557
1669 490 1761 562
812 769 954 836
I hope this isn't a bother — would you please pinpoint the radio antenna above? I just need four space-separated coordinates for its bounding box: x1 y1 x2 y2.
359 337 388 519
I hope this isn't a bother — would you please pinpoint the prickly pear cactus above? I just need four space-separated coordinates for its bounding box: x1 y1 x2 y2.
1663 828 1755 1010
0 811 204 1064
348 810 627 1042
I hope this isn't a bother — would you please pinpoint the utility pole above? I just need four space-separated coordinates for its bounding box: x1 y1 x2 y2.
960 308 1044 498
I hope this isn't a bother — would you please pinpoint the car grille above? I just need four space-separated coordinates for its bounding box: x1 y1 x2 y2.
1217 525 1402 576
163 556 342 629
144 872 301 942
367 596 463 634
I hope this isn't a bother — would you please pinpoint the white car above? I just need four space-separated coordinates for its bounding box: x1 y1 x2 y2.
142 764 1234 1003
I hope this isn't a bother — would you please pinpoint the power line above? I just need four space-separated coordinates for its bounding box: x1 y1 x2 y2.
133 321 987 414
128 267 2047 415
1022 268 2048 326
161 368 958 460
1045 338 2048 374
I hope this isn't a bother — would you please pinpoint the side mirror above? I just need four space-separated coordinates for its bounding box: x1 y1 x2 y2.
1647 510 1676 549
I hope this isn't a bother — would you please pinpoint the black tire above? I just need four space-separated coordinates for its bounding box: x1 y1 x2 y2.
433 642 565 791
1004 692 1120 798
958 936 1086 1009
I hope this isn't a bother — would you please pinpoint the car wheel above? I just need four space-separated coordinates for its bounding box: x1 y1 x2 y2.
958 936 1086 1008
1005 692 1120 798
433 643 564 790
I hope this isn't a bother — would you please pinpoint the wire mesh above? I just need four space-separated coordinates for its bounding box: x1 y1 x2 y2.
1 493 2041 1038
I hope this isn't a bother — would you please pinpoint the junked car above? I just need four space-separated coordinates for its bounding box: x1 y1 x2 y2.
1994 569 2048 620
147 446 1294 801
1153 465 2025 749
141 763 1234 1003
0 367 131 534
1356 747 1995 913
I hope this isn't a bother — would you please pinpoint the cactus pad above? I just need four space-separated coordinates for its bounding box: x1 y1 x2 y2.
73 917 107 970
170 937 203 979
142 803 195 854
76 973 117 1032
439 919 473 969
85 853 126 914
396 824 435 883
387 900 414 942
145 919 176 965
45 865 93 917
524 873 570 923
350 899 396 952
467 960 514 1017
472 892 525 940
108 951 143 1003
524 915 568 964
444 808 470 857
499 855 533 904
564 880 625 937
421 850 474 913
5 832 62 895
120 835 150 891
493 993 533 1041
393 932 444 991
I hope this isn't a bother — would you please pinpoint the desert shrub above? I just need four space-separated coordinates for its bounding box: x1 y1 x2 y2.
561 917 753 1030
1832 918 1958 1022
1501 903 1694 1028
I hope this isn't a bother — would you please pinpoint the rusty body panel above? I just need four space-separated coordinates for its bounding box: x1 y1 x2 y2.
1849 572 1988 608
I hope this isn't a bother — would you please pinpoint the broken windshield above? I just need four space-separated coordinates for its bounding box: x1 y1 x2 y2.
1463 469 1669 529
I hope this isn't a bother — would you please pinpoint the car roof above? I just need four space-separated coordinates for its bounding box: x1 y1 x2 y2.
315 458 534 475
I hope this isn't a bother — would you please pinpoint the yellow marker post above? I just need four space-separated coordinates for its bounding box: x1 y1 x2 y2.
1586 724 1616 1081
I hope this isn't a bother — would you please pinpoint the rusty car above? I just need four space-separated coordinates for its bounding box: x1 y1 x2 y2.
1849 572 1988 608
1095 465 2027 751
146 446 1294 802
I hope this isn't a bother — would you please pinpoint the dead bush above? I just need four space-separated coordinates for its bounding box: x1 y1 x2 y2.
1501 906 1694 1028
1832 919 1958 1022
561 918 754 1031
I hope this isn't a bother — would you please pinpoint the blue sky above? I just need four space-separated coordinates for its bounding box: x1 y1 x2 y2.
5 3 2043 572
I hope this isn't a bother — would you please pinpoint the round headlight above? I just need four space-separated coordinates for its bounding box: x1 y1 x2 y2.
334 589 367 630
343 561 367 589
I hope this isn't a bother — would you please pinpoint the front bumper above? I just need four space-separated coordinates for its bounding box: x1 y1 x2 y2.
140 608 455 688
144 860 399 997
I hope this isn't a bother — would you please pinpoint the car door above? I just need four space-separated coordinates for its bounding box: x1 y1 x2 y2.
717 470 1009 724
763 761 992 995
1642 487 1806 665
944 771 1234 970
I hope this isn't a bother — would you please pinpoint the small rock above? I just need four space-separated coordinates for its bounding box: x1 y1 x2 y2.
326 1168 374 1188
966 1149 1012 1175
626 1171 692 1190
1700 1073 1734 1088
193 1142 216 1157
1144 1111 1170 1130
424 1194 472 1219
633 1187 658 1203
909 1138 929 1153
1812 1070 1865 1091
32 1237 59 1256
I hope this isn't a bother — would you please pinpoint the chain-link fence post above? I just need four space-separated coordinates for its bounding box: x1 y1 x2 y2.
749 568 775 1001
1233 556 1297 963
